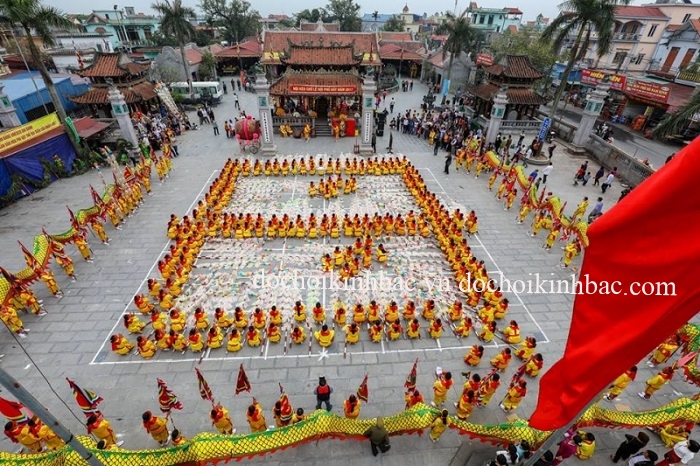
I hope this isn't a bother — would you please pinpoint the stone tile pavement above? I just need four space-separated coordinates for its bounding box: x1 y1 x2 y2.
0 81 689 466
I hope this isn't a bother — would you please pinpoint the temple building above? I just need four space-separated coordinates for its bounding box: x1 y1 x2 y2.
70 52 158 118
470 55 547 120
260 23 381 136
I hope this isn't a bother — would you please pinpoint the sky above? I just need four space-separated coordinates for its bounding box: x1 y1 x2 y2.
46 0 578 24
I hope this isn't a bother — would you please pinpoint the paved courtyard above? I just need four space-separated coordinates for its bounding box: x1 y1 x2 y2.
0 82 690 465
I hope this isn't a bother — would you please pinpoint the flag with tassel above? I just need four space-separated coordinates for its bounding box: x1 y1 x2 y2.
235 364 251 395
404 359 418 391
0 396 28 424
194 368 215 405
157 378 183 413
357 375 369 402
66 378 103 417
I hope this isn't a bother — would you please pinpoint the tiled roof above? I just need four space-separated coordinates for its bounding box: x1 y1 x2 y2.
215 40 263 58
282 45 361 65
379 43 423 61
473 82 547 105
615 6 669 19
484 55 544 79
688 19 700 35
70 81 157 105
184 48 202 65
427 52 445 68
262 31 380 64
269 73 363 95
381 40 425 53
666 24 682 31
506 7 523 14
79 52 149 78
299 21 340 31
379 32 412 42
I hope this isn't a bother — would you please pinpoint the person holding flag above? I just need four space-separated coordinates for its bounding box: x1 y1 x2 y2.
500 378 527 412
638 365 675 400
141 411 169 446
344 394 361 419
210 405 234 435
246 398 267 433
87 414 119 448
66 378 103 418
272 388 294 428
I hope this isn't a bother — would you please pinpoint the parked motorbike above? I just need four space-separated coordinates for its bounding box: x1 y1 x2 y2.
545 130 556 143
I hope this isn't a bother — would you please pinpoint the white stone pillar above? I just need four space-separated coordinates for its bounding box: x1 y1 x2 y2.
253 73 277 156
486 90 508 144
572 83 610 148
359 75 377 154
0 84 21 128
107 86 139 147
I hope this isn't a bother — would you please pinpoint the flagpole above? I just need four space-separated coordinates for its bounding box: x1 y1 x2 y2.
0 368 104 466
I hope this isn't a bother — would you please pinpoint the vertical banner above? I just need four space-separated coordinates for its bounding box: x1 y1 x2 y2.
441 79 450 96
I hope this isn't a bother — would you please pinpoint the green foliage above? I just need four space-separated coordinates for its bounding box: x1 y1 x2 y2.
198 51 217 80
653 91 700 138
199 0 260 43
151 30 179 47
294 8 331 23
152 0 197 90
441 9 481 82
382 15 405 32
325 0 361 31
540 0 630 117
490 27 557 73
295 8 330 24
194 30 214 46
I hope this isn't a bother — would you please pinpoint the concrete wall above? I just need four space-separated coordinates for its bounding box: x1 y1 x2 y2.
584 134 654 186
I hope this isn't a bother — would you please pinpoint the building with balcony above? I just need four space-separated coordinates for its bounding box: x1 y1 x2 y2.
468 2 523 41
82 7 159 51
562 6 670 74
650 19 700 79
361 5 423 34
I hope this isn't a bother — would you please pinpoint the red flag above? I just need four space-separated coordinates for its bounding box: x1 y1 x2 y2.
235 364 251 395
404 359 418 391
357 375 369 402
157 378 183 413
0 396 28 424
529 138 700 431
194 368 214 404
18 241 39 271
89 185 104 208
66 206 79 230
66 378 103 417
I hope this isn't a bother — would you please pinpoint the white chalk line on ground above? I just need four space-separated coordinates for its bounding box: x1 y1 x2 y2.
423 168 550 344
89 170 221 365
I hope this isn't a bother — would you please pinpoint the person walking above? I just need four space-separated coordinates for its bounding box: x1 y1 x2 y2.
547 143 557 159
611 431 649 463
371 132 377 154
541 162 553 184
212 119 220 136
444 152 452 175
655 439 700 466
389 98 395 114
314 376 333 411
593 166 605 186
363 417 390 456
234 93 240 110
601 171 615 193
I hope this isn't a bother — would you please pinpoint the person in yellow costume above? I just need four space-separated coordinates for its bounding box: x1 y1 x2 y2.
246 326 262 347
345 323 360 344
207 326 224 349
17 420 43 452
500 379 527 412
303 123 311 141
490 348 512 372
455 389 476 420
428 318 443 339
137 335 156 358
123 313 146 334
142 411 169 446
188 329 205 352
110 333 134 355
639 365 674 400
210 405 235 435
576 431 596 459
406 318 421 339
388 320 402 340
246 399 267 433
36 420 64 450
227 329 242 352
353 303 366 324
315 324 335 347
649 336 680 366
344 394 361 419
293 301 307 322
604 366 637 400
369 322 383 342
291 325 306 344
432 371 453 407
515 336 537 361
267 323 281 343
429 410 449 442
659 422 693 447
215 308 233 328
1 305 28 338
503 320 522 344
525 353 544 377
87 414 118 447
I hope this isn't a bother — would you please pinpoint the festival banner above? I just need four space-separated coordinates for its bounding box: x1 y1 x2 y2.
476 53 494 66
0 113 61 155
580 69 626 91
625 78 670 103
288 84 357 95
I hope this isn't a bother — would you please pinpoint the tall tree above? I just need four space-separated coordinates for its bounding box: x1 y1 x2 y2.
541 0 630 118
325 0 361 32
199 0 260 44
441 8 480 101
0 0 80 153
382 15 406 32
490 27 558 73
152 0 196 88
197 51 217 80
295 8 330 24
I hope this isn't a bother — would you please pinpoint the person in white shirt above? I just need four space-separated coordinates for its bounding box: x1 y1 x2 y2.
542 162 554 184
656 439 700 465
627 450 657 466
601 172 615 193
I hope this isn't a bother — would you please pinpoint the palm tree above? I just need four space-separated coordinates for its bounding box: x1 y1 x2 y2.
0 0 80 153
441 9 479 103
151 0 196 90
541 0 630 118
372 10 379 31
